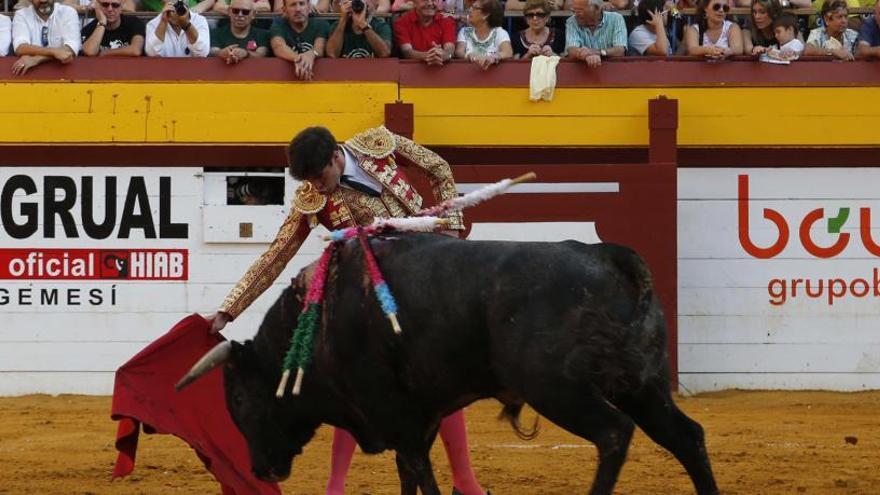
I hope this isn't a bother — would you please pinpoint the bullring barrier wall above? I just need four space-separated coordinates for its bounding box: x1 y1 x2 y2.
0 58 879 394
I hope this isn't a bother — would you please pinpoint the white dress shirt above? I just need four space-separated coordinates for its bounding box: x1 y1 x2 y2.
11 4 81 55
341 145 382 194
0 15 11 57
145 11 209 57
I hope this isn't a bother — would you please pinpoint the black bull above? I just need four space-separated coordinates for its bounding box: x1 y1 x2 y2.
180 233 719 495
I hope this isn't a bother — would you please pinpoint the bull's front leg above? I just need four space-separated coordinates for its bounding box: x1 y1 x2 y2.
395 450 441 495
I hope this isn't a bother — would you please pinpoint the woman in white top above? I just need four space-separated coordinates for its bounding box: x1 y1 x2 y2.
685 0 743 59
0 14 10 57
455 0 513 69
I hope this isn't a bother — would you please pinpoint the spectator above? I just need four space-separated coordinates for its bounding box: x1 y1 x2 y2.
563 0 628 10
810 0 863 31
393 0 456 65
205 0 272 14
210 0 269 63
143 0 215 14
857 0 880 58
330 0 391 12
455 0 513 68
326 0 392 58
10 0 80 76
270 0 329 79
767 12 804 56
565 0 627 68
507 0 563 10
685 0 743 59
1 14 10 57
743 0 782 55
512 0 565 59
63 0 135 14
804 0 858 60
81 0 145 57
145 0 210 56
627 0 671 56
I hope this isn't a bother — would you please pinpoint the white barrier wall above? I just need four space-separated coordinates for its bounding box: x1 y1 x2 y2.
0 168 600 396
679 168 880 392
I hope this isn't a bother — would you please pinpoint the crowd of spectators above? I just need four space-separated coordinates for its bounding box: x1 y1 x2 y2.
2 0 880 74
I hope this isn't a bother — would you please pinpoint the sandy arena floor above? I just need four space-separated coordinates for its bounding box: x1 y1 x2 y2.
0 390 877 494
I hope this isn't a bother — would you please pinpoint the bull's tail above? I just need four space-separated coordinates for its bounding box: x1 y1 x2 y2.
564 245 664 395
497 402 540 441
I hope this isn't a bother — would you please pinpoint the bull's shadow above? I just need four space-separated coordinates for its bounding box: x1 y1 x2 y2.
181 232 719 495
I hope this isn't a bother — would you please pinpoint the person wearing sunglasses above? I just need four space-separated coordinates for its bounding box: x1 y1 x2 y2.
512 0 564 59
207 0 272 14
10 0 80 75
685 0 742 59
81 0 145 56
565 0 627 68
210 0 270 63
145 0 211 56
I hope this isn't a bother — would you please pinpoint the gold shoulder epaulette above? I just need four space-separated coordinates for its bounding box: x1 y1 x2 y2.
345 126 396 159
293 182 327 215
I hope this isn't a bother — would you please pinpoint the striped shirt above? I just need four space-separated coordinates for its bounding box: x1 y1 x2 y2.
565 11 627 53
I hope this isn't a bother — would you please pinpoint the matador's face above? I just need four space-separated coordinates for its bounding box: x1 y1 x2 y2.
306 148 345 195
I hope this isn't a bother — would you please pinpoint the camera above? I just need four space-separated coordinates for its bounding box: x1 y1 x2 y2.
173 0 187 15
351 0 365 13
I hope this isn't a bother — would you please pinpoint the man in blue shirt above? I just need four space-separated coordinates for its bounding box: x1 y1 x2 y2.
565 0 627 67
858 1 880 58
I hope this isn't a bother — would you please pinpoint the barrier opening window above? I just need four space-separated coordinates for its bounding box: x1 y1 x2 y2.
226 176 285 206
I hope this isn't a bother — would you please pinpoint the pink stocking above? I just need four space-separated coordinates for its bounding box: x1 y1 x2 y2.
439 409 485 495
326 427 356 495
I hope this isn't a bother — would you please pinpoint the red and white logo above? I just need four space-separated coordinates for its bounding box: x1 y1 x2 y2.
0 248 188 280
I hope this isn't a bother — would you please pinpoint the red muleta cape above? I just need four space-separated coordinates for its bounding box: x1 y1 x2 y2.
111 313 281 495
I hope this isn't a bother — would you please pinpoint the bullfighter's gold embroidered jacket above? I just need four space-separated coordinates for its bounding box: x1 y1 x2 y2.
219 126 464 320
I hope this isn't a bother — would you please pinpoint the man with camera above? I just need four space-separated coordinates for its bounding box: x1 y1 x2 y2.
81 0 145 56
145 0 210 57
10 0 80 75
270 0 329 79
210 0 269 64
325 0 391 58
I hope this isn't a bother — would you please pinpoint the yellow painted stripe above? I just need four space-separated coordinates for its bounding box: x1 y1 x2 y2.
404 87 880 146
3 82 880 146
0 82 396 143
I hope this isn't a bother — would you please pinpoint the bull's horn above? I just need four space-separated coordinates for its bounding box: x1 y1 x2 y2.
175 341 232 392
